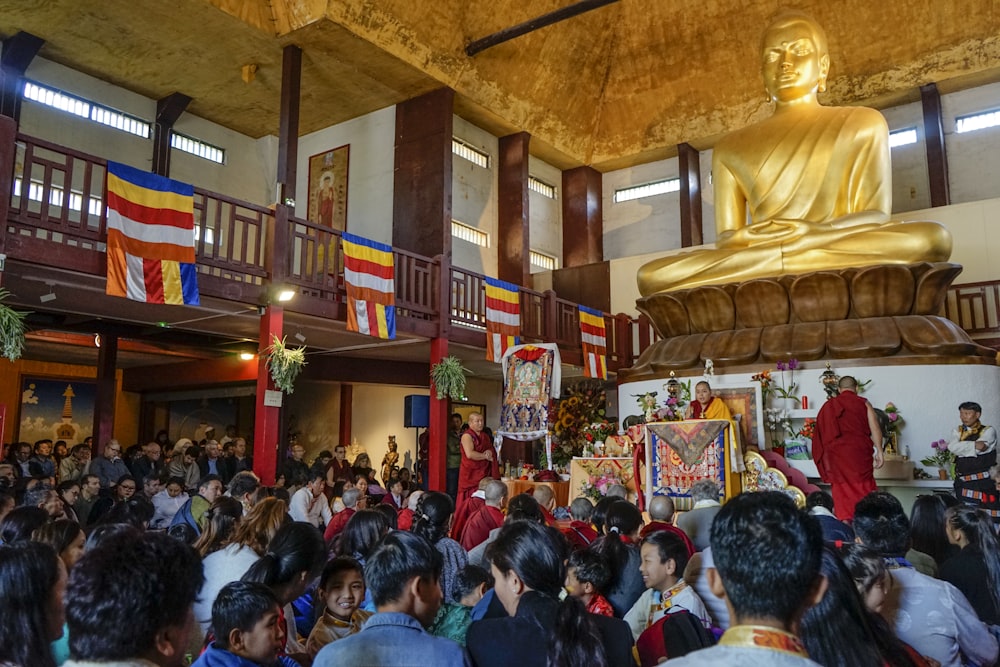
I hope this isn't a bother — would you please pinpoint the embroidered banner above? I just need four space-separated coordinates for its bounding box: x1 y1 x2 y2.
342 232 396 339
578 305 607 379
484 276 520 362
105 161 199 305
648 420 728 511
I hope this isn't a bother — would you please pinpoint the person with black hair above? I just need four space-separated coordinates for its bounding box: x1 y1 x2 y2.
94 494 155 529
228 471 261 514
805 489 855 543
854 490 997 667
372 501 399 531
565 549 614 616
467 521 633 667
908 494 955 576
0 505 48 544
625 530 710 640
240 521 326 656
62 530 204 667
288 470 332 528
87 473 137 524
666 491 825 666
193 581 297 667
943 401 999 523
0 541 65 667
590 495 617 536
429 564 494 646
801 547 926 667
172 474 225 535
411 491 468 604
306 557 372 657
193 496 245 559
33 518 86 571
941 504 1000 626
314 531 471 666
591 498 645 617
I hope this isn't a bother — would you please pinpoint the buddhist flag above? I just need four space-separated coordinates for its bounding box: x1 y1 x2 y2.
105 161 199 305
579 305 607 379
484 277 520 362
342 232 396 339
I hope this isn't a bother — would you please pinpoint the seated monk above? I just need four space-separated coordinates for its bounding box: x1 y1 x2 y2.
685 381 733 421
637 10 951 295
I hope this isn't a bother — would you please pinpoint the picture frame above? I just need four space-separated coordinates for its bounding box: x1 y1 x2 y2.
306 145 349 232
17 375 96 445
451 402 487 427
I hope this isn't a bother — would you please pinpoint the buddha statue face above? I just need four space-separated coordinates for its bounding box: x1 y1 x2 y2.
761 15 830 103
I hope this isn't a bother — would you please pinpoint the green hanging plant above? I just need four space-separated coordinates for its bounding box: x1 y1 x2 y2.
265 334 306 394
0 288 28 362
430 355 470 400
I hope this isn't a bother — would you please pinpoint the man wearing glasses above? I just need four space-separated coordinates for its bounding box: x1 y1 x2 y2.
90 439 130 492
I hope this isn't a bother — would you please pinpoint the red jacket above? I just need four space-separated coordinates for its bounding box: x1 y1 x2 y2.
452 495 484 542
323 507 355 542
460 505 505 550
562 520 599 550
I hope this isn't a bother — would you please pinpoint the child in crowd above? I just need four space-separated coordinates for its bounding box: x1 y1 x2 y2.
565 549 615 617
306 557 373 657
429 564 493 646
625 529 711 641
193 581 298 667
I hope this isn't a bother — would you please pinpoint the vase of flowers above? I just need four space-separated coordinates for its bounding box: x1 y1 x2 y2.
754 359 800 412
920 439 956 479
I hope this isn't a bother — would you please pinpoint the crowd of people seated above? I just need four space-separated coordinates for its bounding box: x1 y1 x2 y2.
1 430 999 667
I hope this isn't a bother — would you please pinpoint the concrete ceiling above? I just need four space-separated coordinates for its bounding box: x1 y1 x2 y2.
3 1 1000 170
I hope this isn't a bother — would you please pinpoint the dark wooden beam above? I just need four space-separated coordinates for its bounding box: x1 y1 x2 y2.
466 0 619 56
122 356 258 392
92 332 118 453
562 166 603 266
152 92 192 177
0 31 44 120
393 88 454 259
497 132 531 286
921 82 951 207
0 115 16 279
678 142 703 247
277 45 302 208
301 356 430 386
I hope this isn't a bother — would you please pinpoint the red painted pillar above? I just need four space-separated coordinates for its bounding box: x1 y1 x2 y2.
253 305 283 484
428 337 449 492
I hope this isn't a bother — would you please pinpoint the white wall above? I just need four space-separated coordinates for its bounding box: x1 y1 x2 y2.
351 384 428 479
883 101 931 213
295 106 396 243
20 57 275 206
452 116 498 275
943 82 1000 205
528 156 562 271
602 157 681 261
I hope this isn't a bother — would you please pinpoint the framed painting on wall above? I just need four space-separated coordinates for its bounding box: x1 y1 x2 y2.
17 376 96 445
307 145 349 232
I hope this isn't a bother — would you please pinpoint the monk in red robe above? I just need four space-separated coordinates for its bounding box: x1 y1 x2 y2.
460 479 507 550
458 412 499 508
812 376 884 520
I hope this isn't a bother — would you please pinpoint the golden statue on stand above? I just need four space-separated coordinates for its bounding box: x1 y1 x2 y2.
637 11 952 296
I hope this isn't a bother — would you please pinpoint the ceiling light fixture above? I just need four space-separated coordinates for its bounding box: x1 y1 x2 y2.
276 288 296 302
239 352 255 361
39 287 56 303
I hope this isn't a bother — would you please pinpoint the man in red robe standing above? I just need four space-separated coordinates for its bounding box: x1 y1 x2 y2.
458 412 499 509
812 376 884 520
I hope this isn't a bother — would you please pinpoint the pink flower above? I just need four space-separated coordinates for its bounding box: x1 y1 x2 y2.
788 359 799 370
888 413 898 422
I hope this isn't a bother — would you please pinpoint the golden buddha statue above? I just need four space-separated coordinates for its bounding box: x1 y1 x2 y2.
637 11 952 296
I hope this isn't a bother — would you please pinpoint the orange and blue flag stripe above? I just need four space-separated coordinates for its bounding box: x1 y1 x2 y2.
484 276 520 362
105 161 199 305
342 232 396 339
579 304 607 379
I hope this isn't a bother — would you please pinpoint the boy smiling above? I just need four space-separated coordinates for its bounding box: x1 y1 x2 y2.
306 557 373 657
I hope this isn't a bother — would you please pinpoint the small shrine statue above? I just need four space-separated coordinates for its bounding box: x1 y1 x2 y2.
381 436 399 487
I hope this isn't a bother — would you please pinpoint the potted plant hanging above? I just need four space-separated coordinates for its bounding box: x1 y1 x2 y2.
0 288 28 362
430 355 469 400
265 334 306 394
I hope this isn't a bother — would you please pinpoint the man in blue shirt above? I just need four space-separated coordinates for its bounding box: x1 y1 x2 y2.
314 531 470 667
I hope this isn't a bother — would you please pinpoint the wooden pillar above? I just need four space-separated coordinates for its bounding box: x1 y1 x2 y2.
393 88 454 258
678 142 703 247
277 45 302 208
561 166 603 266
498 132 531 286
253 305 283 484
152 92 192 177
92 332 118 454
921 82 951 208
0 32 43 121
339 384 353 447
428 337 449 492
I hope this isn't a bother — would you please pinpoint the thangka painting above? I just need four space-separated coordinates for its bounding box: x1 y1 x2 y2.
646 420 727 511
714 385 763 448
498 345 557 439
307 145 349 232
18 376 96 445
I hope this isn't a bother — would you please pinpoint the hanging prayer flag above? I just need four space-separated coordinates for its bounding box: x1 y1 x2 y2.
579 304 607 379
342 232 396 339
105 161 199 305
484 276 520 362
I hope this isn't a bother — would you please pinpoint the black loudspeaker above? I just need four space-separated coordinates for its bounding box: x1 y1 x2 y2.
404 395 430 428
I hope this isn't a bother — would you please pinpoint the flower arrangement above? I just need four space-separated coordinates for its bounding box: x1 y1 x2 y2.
883 403 904 433
581 421 617 447
632 388 685 423
550 380 607 467
764 408 796 450
754 359 800 410
580 469 626 502
798 417 816 440
920 439 956 470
